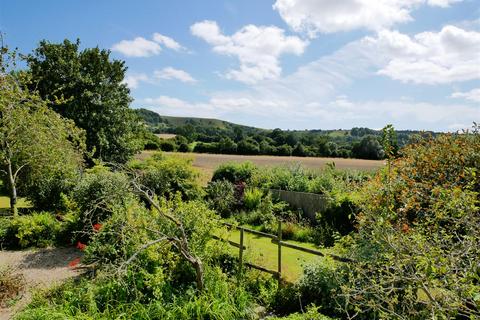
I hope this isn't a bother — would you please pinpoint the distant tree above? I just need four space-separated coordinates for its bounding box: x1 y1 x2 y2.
0 51 85 214
324 141 339 157
218 137 237 154
25 39 142 164
259 140 276 155
176 124 197 142
178 143 190 152
292 143 307 157
233 127 244 142
352 135 384 159
270 128 287 145
237 138 260 155
285 132 298 147
159 139 177 152
276 144 293 156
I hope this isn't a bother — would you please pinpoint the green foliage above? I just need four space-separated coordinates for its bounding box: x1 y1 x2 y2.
205 179 237 217
243 188 263 210
297 260 344 317
137 109 427 159
339 129 480 319
0 50 85 213
158 139 177 152
0 212 64 248
212 161 258 184
141 131 162 150
26 39 144 164
268 306 336 320
17 267 256 320
129 154 201 201
72 165 133 227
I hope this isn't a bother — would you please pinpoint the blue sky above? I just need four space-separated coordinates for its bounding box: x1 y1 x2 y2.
2 0 479 131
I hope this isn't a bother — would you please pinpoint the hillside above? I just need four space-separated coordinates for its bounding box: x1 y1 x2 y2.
136 108 258 132
135 108 431 160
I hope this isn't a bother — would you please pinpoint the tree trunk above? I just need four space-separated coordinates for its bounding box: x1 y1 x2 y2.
193 258 204 292
7 161 17 216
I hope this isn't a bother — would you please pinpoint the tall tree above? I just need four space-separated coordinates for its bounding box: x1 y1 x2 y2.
0 50 85 214
26 39 143 163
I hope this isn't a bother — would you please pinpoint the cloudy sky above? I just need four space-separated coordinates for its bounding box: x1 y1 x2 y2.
2 0 479 130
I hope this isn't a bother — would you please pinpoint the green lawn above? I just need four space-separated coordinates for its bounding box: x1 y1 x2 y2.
0 181 31 214
220 228 336 282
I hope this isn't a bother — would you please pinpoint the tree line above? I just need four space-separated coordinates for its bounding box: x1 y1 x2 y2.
137 108 432 160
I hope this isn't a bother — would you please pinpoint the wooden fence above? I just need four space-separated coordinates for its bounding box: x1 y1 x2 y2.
269 189 329 221
213 221 352 283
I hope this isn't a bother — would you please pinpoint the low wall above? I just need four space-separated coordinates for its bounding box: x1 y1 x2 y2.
269 189 329 220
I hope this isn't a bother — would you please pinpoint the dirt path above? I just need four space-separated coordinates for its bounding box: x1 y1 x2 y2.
0 247 83 319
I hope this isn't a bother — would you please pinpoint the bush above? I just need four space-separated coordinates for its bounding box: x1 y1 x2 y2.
243 188 263 210
205 180 237 217
73 165 133 227
159 139 177 152
297 260 344 317
1 212 63 248
339 129 480 319
212 162 258 184
130 154 201 201
268 306 336 320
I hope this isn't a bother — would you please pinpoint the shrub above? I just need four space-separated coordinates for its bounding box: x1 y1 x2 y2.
243 188 263 210
297 260 344 317
177 142 190 152
2 212 63 248
267 306 336 320
159 139 177 152
130 154 201 201
212 162 258 184
73 165 133 227
340 129 480 319
205 180 237 217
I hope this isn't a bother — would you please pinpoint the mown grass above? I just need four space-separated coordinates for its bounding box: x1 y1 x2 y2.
0 181 31 215
221 228 336 282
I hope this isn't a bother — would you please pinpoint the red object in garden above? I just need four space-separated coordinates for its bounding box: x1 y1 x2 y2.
93 223 102 232
76 241 87 251
68 257 81 268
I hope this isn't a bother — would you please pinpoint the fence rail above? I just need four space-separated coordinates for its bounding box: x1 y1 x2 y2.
214 221 351 283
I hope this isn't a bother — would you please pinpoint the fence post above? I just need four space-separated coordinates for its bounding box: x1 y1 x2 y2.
239 227 244 277
277 220 282 286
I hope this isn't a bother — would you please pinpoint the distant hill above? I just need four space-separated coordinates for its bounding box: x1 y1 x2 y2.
135 108 433 160
136 108 257 131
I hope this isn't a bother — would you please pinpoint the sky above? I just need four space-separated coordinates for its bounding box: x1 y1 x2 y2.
1 0 479 131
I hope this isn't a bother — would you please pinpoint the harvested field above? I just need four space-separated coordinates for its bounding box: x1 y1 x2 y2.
155 133 176 139
138 151 384 185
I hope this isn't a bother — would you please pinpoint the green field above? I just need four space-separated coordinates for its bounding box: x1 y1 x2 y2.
0 182 31 214
220 227 337 282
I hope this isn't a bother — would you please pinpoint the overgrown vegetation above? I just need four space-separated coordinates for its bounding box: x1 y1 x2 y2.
1 38 478 320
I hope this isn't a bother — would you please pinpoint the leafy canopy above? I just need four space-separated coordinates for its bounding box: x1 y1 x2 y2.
25 39 143 163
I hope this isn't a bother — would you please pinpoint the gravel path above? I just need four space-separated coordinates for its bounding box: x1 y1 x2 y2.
0 247 82 319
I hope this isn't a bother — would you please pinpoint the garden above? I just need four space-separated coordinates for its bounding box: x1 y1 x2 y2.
1 41 479 319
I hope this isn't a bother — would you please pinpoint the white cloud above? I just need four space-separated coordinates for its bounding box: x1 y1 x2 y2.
273 0 463 36
451 88 480 102
152 33 184 51
112 33 186 57
191 20 308 83
369 26 480 84
111 37 161 57
154 67 196 83
122 73 149 89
